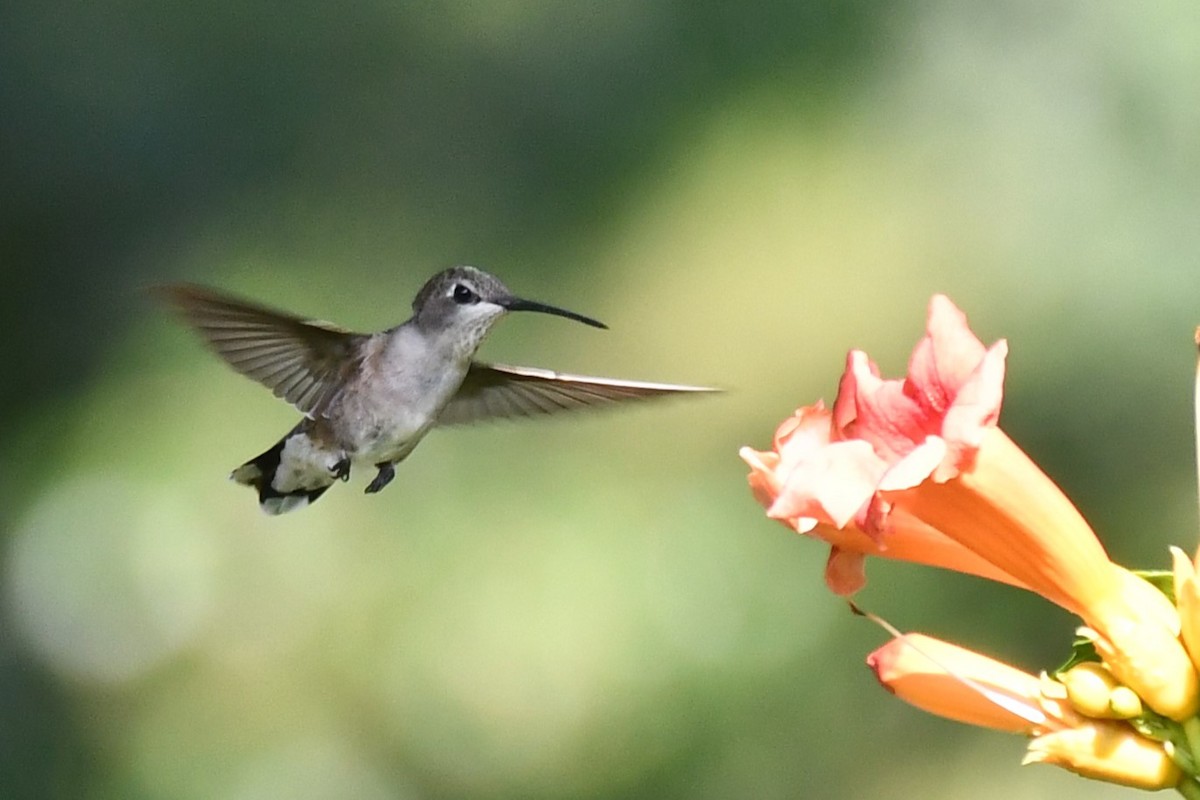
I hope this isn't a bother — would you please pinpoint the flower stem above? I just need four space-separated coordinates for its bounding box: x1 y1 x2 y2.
1184 717 1200 772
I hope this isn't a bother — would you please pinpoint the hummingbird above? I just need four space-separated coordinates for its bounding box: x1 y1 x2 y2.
156 266 715 514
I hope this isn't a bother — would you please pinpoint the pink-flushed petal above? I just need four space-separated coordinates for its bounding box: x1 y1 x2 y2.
867 634 1077 735
932 340 1008 480
741 446 1029 592
878 437 947 492
825 547 867 596
831 351 878 433
742 445 822 534
904 295 988 419
742 409 1030 593
742 403 889 532
768 438 886 528
832 297 1008 484
837 351 930 461
742 447 783 506
773 401 831 454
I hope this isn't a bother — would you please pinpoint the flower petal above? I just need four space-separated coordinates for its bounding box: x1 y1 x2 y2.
741 411 1029 593
768 438 886 529
825 547 867 596
905 295 989 420
935 340 1007 479
833 296 1007 480
836 350 929 462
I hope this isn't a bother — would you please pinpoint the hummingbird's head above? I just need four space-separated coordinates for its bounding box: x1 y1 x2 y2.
412 266 607 352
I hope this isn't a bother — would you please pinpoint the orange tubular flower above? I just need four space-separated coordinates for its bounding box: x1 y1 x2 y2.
742 295 1200 722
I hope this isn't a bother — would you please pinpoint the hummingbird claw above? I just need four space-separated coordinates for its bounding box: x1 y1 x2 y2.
365 462 395 494
331 458 351 482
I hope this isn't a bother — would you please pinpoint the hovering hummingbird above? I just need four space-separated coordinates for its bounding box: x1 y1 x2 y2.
157 266 715 514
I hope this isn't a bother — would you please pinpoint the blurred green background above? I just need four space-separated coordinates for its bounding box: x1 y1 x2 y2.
3 2 1200 798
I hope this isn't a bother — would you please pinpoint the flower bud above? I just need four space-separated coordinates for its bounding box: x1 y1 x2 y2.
1024 721 1180 790
1107 687 1142 720
867 634 1077 734
1058 663 1119 719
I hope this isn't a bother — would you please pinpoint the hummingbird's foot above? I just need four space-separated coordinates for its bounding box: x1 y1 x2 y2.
330 457 351 482
365 462 395 494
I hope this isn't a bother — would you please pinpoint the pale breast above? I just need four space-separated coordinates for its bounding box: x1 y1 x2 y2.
325 327 469 464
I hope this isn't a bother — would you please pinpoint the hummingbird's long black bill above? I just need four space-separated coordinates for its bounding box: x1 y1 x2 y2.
500 297 608 329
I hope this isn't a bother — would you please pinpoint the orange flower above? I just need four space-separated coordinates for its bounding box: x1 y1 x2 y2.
742 294 1199 721
740 296 1027 595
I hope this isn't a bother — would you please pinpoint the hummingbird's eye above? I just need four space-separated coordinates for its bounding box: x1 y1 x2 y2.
452 284 479 305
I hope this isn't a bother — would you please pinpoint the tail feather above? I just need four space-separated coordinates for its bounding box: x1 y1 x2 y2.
231 432 335 515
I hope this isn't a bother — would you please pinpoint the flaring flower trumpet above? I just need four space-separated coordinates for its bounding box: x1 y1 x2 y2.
741 296 1200 795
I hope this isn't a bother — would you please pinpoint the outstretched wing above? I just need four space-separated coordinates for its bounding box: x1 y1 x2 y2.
436 362 718 425
155 283 365 416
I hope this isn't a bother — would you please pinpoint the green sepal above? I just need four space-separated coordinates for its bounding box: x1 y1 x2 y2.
1129 710 1174 743
1054 635 1100 675
1129 712 1195 776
